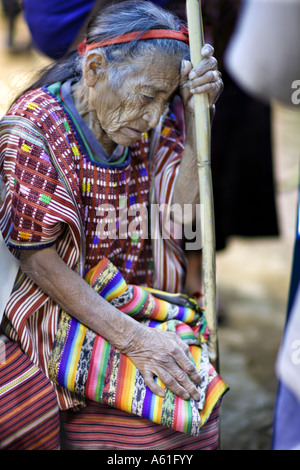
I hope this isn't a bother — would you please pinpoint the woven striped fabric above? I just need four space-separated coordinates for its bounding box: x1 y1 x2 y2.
49 258 228 436
0 334 60 450
60 399 221 450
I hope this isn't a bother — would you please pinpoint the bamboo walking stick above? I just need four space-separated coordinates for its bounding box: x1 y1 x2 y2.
186 0 219 370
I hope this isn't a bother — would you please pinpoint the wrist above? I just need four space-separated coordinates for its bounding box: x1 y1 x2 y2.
113 315 145 354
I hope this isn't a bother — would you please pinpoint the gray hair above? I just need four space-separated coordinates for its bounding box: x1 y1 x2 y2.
86 1 189 57
16 0 189 98
81 0 190 88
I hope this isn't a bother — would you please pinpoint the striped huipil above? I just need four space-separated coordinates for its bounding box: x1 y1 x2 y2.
0 86 187 411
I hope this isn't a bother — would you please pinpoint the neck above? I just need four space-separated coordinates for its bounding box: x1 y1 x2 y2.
71 79 117 155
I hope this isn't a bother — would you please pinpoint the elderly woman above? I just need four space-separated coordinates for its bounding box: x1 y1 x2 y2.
0 1 225 450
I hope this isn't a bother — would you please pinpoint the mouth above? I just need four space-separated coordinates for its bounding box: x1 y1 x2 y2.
126 127 146 138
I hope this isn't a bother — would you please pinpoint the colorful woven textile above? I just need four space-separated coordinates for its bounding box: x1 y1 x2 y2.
0 334 60 450
49 258 228 436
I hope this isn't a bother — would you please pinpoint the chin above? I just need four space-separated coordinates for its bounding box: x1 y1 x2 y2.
110 133 140 147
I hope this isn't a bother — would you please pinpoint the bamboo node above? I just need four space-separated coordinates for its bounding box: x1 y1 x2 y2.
197 161 211 168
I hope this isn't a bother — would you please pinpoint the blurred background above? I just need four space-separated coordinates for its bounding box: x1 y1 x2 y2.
0 0 299 450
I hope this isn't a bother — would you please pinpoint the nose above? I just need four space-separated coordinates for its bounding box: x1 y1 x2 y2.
143 103 163 129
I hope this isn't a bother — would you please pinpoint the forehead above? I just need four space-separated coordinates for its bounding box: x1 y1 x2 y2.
119 52 181 94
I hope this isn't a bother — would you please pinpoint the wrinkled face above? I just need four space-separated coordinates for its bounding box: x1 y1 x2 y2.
88 52 181 146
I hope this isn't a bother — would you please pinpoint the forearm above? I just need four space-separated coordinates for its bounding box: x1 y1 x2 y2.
172 109 198 210
19 245 140 352
172 105 215 216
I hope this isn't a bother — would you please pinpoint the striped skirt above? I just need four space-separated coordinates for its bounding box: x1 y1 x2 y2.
0 334 60 450
60 400 221 450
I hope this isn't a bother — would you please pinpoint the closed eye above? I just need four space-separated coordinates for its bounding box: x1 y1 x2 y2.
142 95 154 103
142 95 169 108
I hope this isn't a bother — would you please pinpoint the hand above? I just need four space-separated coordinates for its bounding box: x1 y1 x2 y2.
122 324 202 401
179 44 223 111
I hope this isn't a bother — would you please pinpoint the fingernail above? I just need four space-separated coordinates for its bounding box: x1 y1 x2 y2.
189 71 196 80
181 60 187 72
202 45 212 55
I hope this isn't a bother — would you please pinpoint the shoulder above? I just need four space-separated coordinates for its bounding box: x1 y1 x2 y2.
9 87 59 116
0 89 65 179
6 87 69 132
1 87 78 162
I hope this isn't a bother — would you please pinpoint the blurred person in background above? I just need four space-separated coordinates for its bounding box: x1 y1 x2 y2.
1 0 31 53
225 0 300 450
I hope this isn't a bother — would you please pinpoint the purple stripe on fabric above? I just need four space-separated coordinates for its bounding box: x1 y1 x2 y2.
98 271 123 298
57 317 79 388
139 167 147 177
51 112 59 122
125 259 132 270
176 306 185 321
41 151 50 162
93 235 100 245
148 320 161 328
142 386 153 420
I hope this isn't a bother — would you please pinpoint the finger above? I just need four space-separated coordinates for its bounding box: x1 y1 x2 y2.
189 69 221 90
180 59 193 84
143 371 166 398
171 368 200 401
201 43 214 58
181 59 192 74
188 56 218 82
155 369 191 400
143 369 191 401
190 80 223 106
172 343 202 387
169 334 201 379
173 334 191 357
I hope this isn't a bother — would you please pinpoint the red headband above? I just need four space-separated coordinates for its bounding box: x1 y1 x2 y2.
77 25 189 56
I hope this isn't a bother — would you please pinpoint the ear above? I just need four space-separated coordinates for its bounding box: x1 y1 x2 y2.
82 51 109 87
